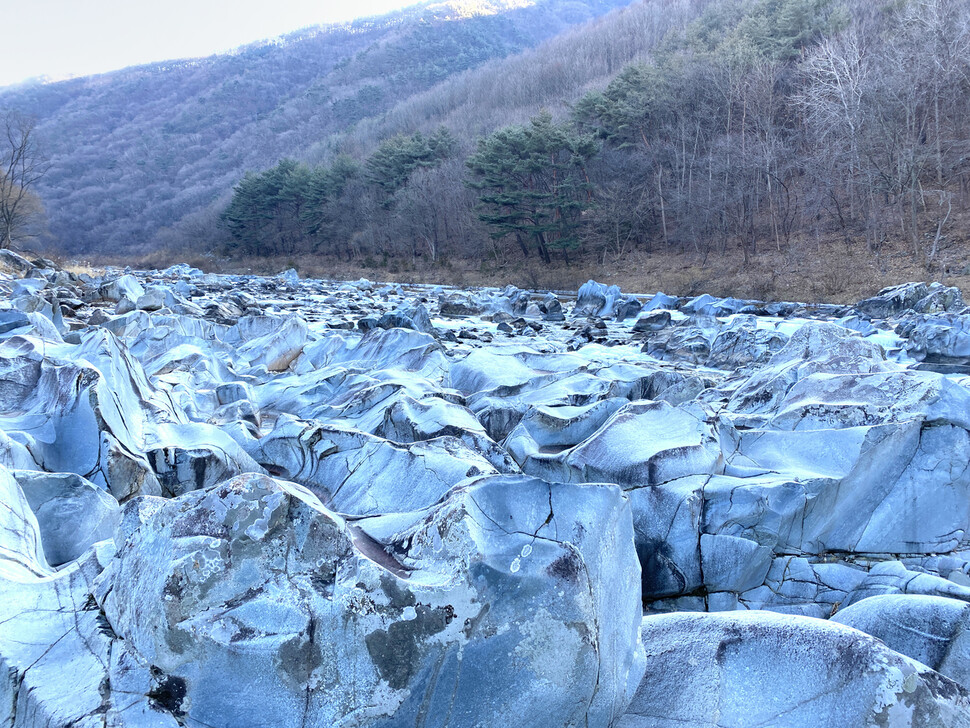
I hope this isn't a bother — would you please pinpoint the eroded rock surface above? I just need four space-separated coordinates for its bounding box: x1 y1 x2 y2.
620 611 970 727
1 262 970 725
95 472 643 728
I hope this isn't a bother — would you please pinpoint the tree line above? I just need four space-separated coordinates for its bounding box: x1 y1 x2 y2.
0 0 633 254
221 0 970 271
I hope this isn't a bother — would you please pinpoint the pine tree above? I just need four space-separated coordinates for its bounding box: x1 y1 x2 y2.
221 159 311 255
365 127 457 201
466 112 598 263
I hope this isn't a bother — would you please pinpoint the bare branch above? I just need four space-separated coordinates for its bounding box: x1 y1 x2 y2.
0 109 49 249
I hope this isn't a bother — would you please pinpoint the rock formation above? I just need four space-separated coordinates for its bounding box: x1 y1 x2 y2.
1 261 970 725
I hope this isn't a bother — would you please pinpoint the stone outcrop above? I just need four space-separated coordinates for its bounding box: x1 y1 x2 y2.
0 263 969 725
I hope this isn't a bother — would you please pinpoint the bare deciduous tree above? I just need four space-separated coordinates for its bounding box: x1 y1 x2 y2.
0 110 49 249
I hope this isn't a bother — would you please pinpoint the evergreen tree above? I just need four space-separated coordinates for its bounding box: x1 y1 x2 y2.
221 172 269 256
574 64 671 148
466 112 598 262
365 127 456 200
221 158 311 255
301 155 361 253
302 156 358 234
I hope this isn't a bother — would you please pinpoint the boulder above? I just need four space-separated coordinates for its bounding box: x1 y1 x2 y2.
161 263 204 278
98 472 645 728
145 422 265 497
0 464 50 578
619 611 970 727
438 293 483 317
510 400 721 488
0 248 34 275
615 297 643 322
706 320 789 369
116 294 137 314
11 291 65 333
0 310 31 336
377 302 436 336
540 293 565 321
856 281 964 319
766 368 970 431
641 326 712 364
642 291 679 311
136 285 174 311
833 594 970 691
683 295 755 317
0 333 167 500
574 279 622 318
632 310 671 333
719 419 970 554
0 311 61 343
250 418 498 516
0 461 176 726
504 398 629 468
728 321 894 414
899 312 970 362
11 278 46 297
237 316 308 372
99 274 145 303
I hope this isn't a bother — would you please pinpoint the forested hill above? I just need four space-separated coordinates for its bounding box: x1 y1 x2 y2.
215 0 970 292
0 0 636 254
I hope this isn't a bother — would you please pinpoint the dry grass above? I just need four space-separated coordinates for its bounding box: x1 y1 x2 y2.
59 261 107 277
60 227 970 304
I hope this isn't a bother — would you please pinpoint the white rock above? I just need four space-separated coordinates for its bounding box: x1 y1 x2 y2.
99 472 645 728
619 611 970 727
99 274 145 303
237 316 308 372
833 595 970 690
13 469 120 566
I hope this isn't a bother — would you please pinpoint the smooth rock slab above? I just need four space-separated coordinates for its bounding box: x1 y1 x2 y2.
504 398 629 468
721 418 970 554
250 417 498 516
0 334 166 500
12 469 119 567
0 464 50 579
523 400 721 488
237 315 308 372
832 595 970 691
766 369 970 431
619 610 970 727
729 321 895 414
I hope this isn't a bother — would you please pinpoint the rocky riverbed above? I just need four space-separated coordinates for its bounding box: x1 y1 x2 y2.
3 249 970 726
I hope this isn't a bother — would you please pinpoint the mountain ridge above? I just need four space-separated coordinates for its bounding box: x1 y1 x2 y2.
0 0 636 253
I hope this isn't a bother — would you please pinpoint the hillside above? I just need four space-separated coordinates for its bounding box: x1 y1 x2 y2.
6 0 970 305
198 0 970 304
0 0 636 254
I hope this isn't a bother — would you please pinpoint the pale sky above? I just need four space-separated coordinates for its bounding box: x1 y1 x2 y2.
0 0 419 88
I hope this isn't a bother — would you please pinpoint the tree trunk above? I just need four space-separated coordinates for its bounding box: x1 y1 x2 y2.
536 232 551 264
657 168 669 248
